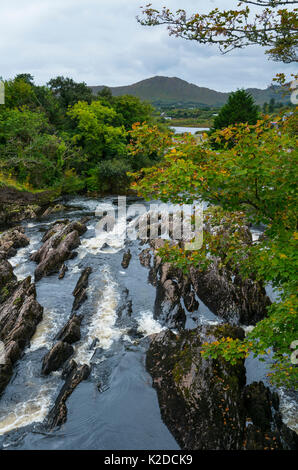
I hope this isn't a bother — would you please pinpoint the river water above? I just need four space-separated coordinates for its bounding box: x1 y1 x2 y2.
171 126 209 135
0 196 296 449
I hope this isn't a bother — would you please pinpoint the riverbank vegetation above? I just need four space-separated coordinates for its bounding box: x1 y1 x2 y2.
132 0 298 389
0 74 165 195
130 108 297 389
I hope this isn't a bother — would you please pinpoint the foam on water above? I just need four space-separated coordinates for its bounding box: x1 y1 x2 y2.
78 216 128 258
28 307 61 352
0 384 56 435
9 235 40 281
137 310 165 337
279 388 298 434
74 266 124 364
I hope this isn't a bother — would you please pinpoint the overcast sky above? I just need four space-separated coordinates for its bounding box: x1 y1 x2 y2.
0 0 296 92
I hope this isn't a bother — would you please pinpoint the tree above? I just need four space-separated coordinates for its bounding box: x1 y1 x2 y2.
47 76 93 109
97 86 113 103
269 97 276 112
212 89 259 131
138 1 298 63
130 116 298 388
112 95 154 130
67 100 127 161
263 101 269 113
2 77 37 110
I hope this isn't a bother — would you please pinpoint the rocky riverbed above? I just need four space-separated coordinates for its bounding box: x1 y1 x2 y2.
0 195 296 450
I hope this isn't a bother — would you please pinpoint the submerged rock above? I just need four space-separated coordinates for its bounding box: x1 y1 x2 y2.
58 264 68 280
0 269 43 395
72 267 92 312
46 363 90 429
146 325 298 450
56 315 82 344
31 219 87 281
41 341 74 375
121 249 132 269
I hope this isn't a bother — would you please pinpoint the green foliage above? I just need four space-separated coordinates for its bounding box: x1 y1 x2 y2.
47 76 93 109
131 113 298 389
138 2 298 63
212 89 259 132
112 95 154 130
87 158 132 193
67 100 127 161
0 73 157 194
61 169 85 194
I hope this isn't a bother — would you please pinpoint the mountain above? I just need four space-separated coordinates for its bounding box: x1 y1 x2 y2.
90 76 290 107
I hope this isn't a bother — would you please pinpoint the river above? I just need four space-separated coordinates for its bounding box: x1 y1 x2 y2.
171 126 210 134
0 196 296 449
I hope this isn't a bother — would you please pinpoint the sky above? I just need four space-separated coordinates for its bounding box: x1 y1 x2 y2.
0 0 296 92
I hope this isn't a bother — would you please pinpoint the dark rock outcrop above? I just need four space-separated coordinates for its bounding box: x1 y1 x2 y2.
189 263 271 325
149 241 198 328
72 267 92 312
56 315 82 344
0 266 43 395
47 363 90 429
58 264 68 280
139 248 152 268
41 341 74 375
121 249 132 269
141 208 271 326
243 382 298 450
0 259 18 304
31 219 87 281
40 204 66 219
0 186 51 228
0 226 30 260
147 324 246 450
146 326 298 450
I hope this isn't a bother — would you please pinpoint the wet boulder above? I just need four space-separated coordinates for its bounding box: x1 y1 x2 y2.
0 186 50 228
47 363 90 429
31 220 87 281
0 273 43 395
139 248 152 268
0 226 29 260
146 208 271 326
58 264 68 280
0 260 18 304
42 341 74 375
40 204 66 219
121 249 132 269
56 315 82 344
72 267 92 312
189 262 271 325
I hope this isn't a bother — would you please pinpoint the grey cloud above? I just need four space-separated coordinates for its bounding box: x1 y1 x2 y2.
0 0 296 92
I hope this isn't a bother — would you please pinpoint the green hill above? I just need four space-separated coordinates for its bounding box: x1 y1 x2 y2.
90 76 290 107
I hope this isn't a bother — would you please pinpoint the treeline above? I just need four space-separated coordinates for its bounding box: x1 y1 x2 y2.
0 74 163 194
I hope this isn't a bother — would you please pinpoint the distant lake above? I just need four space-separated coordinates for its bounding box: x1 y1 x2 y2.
171 126 210 135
